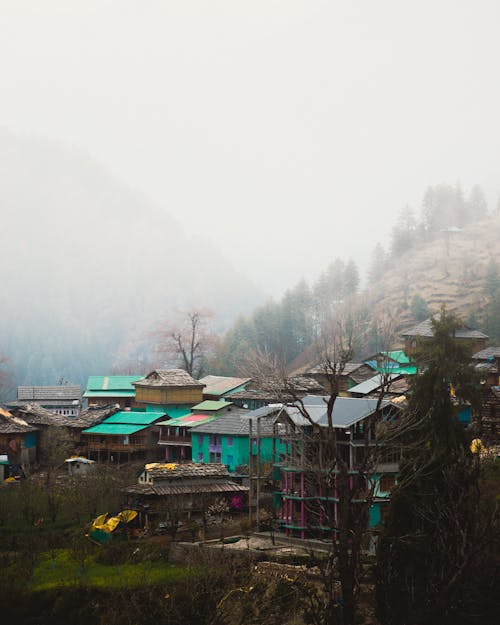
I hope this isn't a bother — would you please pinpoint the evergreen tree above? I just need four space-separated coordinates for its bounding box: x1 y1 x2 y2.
390 205 417 257
409 294 429 321
343 259 360 297
467 184 488 221
368 243 387 283
376 310 491 625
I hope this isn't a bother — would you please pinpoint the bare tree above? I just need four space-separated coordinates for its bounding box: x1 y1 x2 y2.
153 308 215 378
246 306 398 625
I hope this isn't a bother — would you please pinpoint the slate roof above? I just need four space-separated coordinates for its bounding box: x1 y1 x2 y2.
308 362 364 376
285 396 394 428
78 404 120 426
472 346 500 360
125 481 248 496
198 375 251 396
134 369 205 388
145 462 230 480
14 404 91 428
0 407 38 434
402 318 488 340
191 407 278 436
17 385 81 402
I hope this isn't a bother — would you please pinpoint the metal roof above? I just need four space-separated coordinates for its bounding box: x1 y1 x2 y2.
85 376 142 393
472 346 500 360
190 408 277 436
285 396 393 428
157 413 220 428
102 411 166 425
82 423 149 435
191 400 233 412
83 390 136 398
349 374 402 396
198 375 251 396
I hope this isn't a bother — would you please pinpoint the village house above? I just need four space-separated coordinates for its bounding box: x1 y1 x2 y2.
82 410 167 463
226 376 324 410
13 403 118 457
65 456 96 477
157 412 220 462
133 369 205 418
6 385 82 416
190 405 288 473
302 362 376 395
0 407 38 473
269 396 401 539
402 316 488 357
123 462 249 532
83 375 143 409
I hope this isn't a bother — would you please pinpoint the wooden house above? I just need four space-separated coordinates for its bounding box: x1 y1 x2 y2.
83 375 143 408
472 386 500 444
402 317 488 357
304 362 377 395
472 346 500 388
82 410 167 463
133 369 205 411
6 385 82 416
123 462 249 531
198 375 251 400
157 412 220 462
0 407 38 471
191 406 287 473
226 376 324 410
270 396 401 538
13 403 117 456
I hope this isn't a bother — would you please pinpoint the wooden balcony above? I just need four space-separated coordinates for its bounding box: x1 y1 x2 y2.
158 435 191 445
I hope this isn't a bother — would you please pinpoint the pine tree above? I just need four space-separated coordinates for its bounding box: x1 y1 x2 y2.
376 309 489 625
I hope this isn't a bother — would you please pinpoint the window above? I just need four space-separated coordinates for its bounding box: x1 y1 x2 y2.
226 436 233 447
197 452 203 462
198 434 203 444
226 454 234 466
209 452 221 463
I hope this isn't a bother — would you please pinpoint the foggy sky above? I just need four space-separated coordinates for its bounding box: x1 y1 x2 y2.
2 0 500 293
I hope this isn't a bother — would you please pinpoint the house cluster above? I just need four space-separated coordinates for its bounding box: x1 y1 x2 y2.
1 316 499 539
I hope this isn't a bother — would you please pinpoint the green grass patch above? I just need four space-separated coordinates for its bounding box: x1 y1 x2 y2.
32 549 196 591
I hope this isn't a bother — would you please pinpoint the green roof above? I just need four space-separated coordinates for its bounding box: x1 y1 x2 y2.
383 350 411 365
191 400 232 412
83 390 136 398
82 423 148 435
84 376 142 395
102 411 166 425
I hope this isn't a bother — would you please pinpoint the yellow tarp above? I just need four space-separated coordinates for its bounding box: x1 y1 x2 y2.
145 462 177 471
470 438 485 454
91 510 138 534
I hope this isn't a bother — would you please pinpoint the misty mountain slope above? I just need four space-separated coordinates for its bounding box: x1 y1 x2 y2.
366 213 500 329
0 129 261 390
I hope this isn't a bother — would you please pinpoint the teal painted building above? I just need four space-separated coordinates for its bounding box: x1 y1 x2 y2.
190 407 287 472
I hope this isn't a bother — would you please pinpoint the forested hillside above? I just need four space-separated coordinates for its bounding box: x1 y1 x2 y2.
213 183 500 374
0 130 261 394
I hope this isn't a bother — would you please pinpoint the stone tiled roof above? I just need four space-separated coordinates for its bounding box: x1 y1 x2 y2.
402 318 488 339
0 407 38 434
17 385 81 401
134 369 205 388
125 480 248 496
472 346 500 360
145 462 230 480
